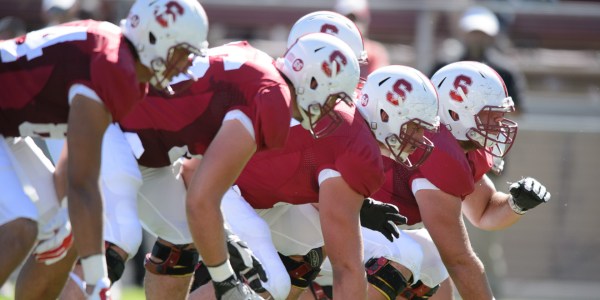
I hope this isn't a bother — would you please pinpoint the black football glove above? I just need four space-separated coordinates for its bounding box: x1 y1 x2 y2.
360 198 408 242
508 177 551 214
225 228 268 293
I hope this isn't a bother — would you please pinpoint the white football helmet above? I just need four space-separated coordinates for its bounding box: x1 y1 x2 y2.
357 65 440 169
122 0 209 92
277 32 360 138
431 61 517 157
287 11 367 64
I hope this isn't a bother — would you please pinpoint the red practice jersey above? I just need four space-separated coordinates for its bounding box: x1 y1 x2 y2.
372 126 494 225
120 41 292 168
0 20 146 138
235 103 385 209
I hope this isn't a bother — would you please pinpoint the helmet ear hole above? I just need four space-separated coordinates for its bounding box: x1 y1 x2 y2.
148 32 157 45
449 110 460 121
380 109 389 123
310 77 318 90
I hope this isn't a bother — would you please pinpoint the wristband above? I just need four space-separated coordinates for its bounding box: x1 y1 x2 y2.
207 259 236 282
81 254 108 284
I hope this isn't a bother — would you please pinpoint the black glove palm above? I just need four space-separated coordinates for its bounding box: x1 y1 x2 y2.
509 177 551 214
360 198 408 242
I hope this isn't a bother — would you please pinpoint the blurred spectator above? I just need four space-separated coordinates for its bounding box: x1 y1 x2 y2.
430 5 526 115
334 0 389 77
0 16 26 39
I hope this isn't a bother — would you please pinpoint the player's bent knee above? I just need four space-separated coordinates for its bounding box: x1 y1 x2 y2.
105 242 126 284
366 257 412 300
401 280 440 300
279 247 324 289
144 240 198 276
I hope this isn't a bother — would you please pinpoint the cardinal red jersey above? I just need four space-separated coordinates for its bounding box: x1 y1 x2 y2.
0 20 146 138
119 41 292 168
372 126 494 225
235 104 384 209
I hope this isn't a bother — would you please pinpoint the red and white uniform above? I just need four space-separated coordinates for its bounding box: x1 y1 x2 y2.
373 126 493 226
97 42 294 258
235 103 383 209
221 103 384 298
120 41 292 168
0 20 146 138
353 126 494 289
0 20 145 228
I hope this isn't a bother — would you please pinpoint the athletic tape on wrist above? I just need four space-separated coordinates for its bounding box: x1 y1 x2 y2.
207 260 236 282
81 254 109 285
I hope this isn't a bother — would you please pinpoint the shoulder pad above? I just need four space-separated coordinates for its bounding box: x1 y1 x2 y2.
418 127 474 197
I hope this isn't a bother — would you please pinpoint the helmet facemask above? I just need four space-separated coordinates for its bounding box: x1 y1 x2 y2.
149 43 201 94
383 116 437 169
466 104 518 158
299 92 354 139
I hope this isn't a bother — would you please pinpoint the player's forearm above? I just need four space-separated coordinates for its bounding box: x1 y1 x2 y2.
332 265 368 299
475 192 521 230
326 220 367 299
67 183 104 257
445 253 494 300
186 192 228 266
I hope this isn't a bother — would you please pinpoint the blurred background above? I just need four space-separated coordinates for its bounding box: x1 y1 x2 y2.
1 0 599 299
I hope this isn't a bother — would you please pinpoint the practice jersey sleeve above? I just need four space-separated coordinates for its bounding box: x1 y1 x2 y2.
333 120 385 197
89 43 146 122
417 127 474 198
250 84 292 151
467 148 494 182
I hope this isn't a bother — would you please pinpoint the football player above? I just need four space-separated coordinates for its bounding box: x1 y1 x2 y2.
299 64 442 300
184 63 440 300
350 61 548 300
44 32 360 300
0 0 208 298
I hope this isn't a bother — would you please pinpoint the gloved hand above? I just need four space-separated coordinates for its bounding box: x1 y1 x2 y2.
33 206 73 265
509 177 551 214
360 198 407 242
85 277 112 300
225 228 268 292
213 275 264 300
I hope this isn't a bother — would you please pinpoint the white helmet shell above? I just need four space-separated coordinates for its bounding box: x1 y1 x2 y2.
122 0 209 90
431 61 517 157
287 11 367 63
357 65 440 168
277 32 360 138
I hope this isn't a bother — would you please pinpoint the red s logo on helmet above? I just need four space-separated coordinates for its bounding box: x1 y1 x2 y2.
386 79 412 106
450 75 472 102
322 50 347 77
155 1 185 28
320 24 339 35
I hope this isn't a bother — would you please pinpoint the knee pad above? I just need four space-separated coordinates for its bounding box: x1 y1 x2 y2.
144 240 199 276
279 247 324 288
105 242 126 284
401 280 440 300
365 257 411 300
